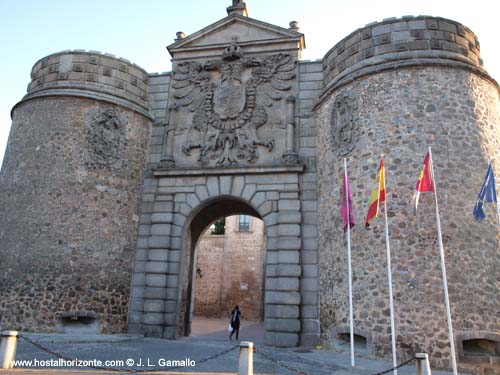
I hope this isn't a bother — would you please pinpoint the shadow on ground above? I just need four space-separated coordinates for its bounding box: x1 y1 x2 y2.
188 317 265 346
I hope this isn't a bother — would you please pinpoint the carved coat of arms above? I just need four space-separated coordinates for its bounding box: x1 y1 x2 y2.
87 108 126 166
171 42 296 166
331 93 359 156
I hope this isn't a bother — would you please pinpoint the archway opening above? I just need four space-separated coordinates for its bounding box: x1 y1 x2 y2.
178 197 266 343
334 333 368 353
461 338 500 361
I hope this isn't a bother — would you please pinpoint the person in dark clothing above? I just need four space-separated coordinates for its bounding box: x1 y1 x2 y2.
229 305 241 340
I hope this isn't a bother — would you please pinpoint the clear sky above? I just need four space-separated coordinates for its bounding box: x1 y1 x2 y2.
0 0 498 167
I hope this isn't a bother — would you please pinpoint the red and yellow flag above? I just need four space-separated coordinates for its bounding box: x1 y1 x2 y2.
412 152 434 214
365 158 386 227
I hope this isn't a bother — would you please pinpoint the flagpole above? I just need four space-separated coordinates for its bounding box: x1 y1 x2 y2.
344 158 355 367
381 156 398 375
428 147 458 375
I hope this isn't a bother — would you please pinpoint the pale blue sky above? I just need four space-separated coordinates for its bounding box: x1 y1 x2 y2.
1 0 498 166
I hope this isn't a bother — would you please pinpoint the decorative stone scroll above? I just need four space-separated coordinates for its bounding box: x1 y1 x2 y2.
87 108 127 167
331 93 359 156
171 42 296 167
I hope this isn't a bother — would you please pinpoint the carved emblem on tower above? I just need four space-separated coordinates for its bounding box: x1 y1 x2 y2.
331 92 359 156
87 108 127 167
171 42 296 166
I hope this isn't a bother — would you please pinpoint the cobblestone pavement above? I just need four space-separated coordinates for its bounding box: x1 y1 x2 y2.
3 318 465 375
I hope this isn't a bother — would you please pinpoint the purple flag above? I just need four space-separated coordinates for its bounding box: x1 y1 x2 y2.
341 171 355 232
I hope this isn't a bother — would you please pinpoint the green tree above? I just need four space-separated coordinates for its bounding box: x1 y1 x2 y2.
210 218 225 235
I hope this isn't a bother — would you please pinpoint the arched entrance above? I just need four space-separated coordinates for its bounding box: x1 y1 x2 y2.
192 215 266 323
128 168 317 347
178 197 265 338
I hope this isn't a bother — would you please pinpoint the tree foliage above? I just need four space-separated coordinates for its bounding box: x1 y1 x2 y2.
210 217 225 235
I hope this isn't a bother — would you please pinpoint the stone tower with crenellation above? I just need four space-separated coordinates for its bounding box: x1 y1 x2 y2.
1 1 500 372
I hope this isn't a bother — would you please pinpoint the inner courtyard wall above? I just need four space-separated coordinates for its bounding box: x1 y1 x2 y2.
194 216 265 321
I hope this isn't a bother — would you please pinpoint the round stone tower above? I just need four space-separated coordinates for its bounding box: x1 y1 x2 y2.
0 51 152 333
316 16 500 369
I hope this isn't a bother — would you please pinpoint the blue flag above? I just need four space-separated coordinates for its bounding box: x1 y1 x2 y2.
473 162 497 222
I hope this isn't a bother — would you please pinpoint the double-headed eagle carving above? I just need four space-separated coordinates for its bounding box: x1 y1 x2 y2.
171 43 296 166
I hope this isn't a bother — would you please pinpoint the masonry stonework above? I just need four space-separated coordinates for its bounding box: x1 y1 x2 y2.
194 216 265 320
1 2 499 372
316 17 500 371
193 234 226 318
0 51 152 333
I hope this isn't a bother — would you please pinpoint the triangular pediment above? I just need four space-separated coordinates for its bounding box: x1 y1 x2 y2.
168 15 304 60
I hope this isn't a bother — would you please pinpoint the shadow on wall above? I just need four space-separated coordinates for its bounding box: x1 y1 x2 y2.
332 327 372 356
56 311 99 334
457 331 500 364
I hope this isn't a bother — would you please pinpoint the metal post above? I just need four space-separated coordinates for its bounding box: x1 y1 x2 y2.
428 147 458 375
384 206 398 375
238 341 253 375
344 158 355 367
415 353 432 375
0 331 19 369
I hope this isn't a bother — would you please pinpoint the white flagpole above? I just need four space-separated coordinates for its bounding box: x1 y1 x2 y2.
344 158 355 367
382 157 398 375
428 147 458 375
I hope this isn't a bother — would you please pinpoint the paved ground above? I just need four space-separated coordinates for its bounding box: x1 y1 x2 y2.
190 318 265 345
2 318 468 375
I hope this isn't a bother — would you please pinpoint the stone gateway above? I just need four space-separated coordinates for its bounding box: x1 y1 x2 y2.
1 2 500 371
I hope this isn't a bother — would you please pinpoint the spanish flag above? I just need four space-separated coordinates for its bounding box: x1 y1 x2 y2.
412 152 434 214
365 158 386 227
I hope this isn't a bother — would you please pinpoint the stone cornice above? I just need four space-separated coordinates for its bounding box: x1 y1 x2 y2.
12 88 153 121
315 58 500 110
153 164 305 177
167 14 304 61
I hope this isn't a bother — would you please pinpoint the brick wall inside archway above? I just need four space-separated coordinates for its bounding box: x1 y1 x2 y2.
194 215 265 321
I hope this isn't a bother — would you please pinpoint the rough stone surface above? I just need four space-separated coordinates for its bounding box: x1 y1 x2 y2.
0 96 151 333
194 216 265 321
317 66 500 369
2 8 499 369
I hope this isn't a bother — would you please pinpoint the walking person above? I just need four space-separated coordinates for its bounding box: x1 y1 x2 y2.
229 305 241 340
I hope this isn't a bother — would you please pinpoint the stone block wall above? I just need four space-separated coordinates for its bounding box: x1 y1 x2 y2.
0 51 152 334
193 217 266 321
27 50 149 115
220 216 265 321
316 64 500 368
128 23 320 345
126 73 172 334
296 60 322 346
194 234 225 318
321 16 485 101
315 17 500 368
130 167 307 345
6 9 497 365
0 95 151 335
